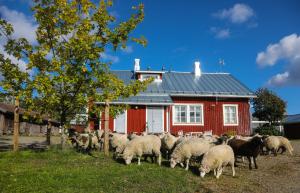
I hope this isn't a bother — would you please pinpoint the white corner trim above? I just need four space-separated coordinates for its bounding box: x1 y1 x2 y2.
223 104 239 126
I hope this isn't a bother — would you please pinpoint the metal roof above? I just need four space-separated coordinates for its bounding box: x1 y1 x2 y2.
284 114 300 124
113 70 255 97
100 95 173 105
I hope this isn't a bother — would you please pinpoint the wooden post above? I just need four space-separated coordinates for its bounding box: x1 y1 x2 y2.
13 97 20 151
46 119 52 145
103 100 110 156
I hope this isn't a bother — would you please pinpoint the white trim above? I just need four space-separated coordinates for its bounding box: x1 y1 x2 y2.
146 106 164 133
136 70 165 74
95 101 173 106
170 93 256 98
172 103 204 126
223 104 239 126
113 110 127 134
166 107 169 132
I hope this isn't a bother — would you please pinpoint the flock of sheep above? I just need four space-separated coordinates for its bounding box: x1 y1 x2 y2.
69 130 294 179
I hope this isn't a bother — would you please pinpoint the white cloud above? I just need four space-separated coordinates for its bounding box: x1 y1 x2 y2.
0 6 37 72
213 3 254 24
257 34 300 86
210 27 230 39
121 46 133 54
0 5 37 44
100 53 119 63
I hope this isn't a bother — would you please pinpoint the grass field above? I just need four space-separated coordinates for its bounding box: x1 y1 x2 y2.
1 141 300 193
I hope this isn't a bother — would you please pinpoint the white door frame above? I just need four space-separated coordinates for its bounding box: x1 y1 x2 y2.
146 106 164 133
113 110 127 134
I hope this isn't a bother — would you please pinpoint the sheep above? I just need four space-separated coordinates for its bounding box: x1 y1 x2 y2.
170 138 211 171
228 136 264 170
199 145 235 179
161 133 180 159
264 136 294 156
122 135 161 166
109 133 129 158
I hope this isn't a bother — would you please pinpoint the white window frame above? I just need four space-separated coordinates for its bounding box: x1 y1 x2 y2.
172 104 204 126
139 74 162 82
223 104 239 126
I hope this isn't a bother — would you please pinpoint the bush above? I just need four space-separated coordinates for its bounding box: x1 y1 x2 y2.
255 124 282 136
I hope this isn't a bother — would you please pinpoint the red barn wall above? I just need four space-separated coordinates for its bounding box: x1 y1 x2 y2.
169 97 250 136
100 112 114 132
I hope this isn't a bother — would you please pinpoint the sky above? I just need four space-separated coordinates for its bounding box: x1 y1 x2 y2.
0 0 300 114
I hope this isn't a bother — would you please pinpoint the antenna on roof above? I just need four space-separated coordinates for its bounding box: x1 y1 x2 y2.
219 58 225 72
147 65 151 71
161 64 166 71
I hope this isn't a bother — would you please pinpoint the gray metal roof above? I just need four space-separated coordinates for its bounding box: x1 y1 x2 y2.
110 95 173 105
113 70 255 98
284 114 300 124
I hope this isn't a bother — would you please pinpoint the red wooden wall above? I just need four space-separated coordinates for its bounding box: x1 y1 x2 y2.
169 97 250 136
127 106 146 134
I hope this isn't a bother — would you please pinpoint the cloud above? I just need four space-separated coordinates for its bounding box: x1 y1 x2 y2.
256 34 300 86
121 46 133 54
0 5 37 44
0 6 36 72
210 27 230 39
213 3 254 24
100 53 120 63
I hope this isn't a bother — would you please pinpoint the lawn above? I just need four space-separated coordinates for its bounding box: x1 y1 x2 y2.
0 141 300 193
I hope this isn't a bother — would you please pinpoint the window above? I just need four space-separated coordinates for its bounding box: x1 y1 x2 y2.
223 104 238 126
173 104 203 125
140 74 161 82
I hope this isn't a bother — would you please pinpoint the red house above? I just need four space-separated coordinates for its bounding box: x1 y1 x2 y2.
97 59 255 136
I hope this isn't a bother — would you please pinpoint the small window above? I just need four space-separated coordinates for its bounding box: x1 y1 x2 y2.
173 104 203 125
140 74 161 82
223 105 238 126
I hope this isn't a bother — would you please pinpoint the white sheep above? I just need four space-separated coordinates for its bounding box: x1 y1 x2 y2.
264 136 294 156
109 133 129 158
199 144 235 179
122 135 161 165
170 138 211 170
161 133 179 157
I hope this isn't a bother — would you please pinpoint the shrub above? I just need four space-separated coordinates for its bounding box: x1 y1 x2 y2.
255 124 282 136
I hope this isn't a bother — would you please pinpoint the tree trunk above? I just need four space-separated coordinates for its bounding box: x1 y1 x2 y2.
104 100 110 156
46 120 52 145
13 97 20 152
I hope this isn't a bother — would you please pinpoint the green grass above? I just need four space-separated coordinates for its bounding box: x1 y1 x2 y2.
0 148 211 193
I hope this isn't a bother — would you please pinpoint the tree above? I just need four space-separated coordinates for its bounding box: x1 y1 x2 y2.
0 0 151 153
252 88 286 125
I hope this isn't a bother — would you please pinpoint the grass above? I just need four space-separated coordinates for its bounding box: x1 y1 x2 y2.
0 147 210 193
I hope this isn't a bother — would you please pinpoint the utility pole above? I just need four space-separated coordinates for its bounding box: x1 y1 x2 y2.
13 97 20 151
104 100 110 156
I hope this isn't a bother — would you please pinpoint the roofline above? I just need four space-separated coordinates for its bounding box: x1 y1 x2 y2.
95 101 173 106
170 93 256 98
135 70 165 74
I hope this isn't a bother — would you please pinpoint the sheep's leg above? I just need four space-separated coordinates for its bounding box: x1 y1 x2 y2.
247 156 252 170
253 157 258 169
157 154 161 166
185 159 190 171
242 156 245 163
180 163 184 168
231 161 236 177
273 148 277 156
138 157 141 165
214 169 217 176
216 166 223 179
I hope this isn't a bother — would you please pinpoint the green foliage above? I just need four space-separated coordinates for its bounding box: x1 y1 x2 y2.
252 88 286 125
255 124 282 136
0 0 152 126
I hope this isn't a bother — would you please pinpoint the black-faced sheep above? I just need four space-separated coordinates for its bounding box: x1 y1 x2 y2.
199 145 235 179
228 136 264 170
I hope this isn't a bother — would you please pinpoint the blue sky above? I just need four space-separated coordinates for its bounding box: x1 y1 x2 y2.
0 0 300 114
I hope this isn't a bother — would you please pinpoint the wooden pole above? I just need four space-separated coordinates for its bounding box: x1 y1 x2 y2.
103 100 110 156
13 97 20 152
46 119 52 145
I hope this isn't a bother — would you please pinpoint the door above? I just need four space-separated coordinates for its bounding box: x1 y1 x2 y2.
114 111 127 133
147 107 164 133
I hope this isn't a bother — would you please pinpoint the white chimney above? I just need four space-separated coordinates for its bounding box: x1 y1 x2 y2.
194 60 201 77
134 58 140 72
